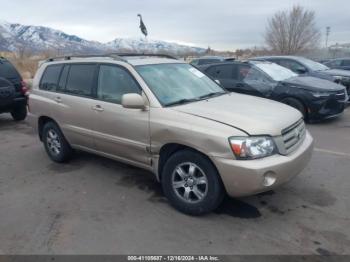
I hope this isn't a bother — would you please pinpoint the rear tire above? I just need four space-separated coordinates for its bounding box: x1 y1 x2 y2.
282 97 307 118
11 105 27 121
42 121 73 163
161 150 225 215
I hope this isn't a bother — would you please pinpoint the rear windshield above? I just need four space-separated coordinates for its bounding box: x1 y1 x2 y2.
0 60 21 79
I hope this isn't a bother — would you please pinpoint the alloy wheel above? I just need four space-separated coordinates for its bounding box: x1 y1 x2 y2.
171 162 208 203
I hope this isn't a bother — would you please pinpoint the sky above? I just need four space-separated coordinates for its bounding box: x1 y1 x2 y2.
0 0 349 51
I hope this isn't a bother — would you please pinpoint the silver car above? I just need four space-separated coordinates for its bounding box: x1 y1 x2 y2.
28 54 314 215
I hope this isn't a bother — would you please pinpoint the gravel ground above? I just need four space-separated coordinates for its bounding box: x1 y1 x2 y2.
0 107 349 255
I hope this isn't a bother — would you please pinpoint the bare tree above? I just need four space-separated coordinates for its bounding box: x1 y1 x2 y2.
264 5 321 55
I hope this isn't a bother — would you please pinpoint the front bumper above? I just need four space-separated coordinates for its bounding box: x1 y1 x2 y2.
307 96 346 120
213 131 314 197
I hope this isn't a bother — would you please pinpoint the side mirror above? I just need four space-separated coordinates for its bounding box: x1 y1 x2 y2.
296 67 307 74
122 93 146 109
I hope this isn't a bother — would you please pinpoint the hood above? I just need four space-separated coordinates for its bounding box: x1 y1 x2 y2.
282 76 344 92
172 93 302 136
323 69 350 77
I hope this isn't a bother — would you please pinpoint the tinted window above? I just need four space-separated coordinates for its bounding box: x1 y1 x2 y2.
40 65 63 91
190 59 199 66
342 60 350 66
66 64 96 97
215 65 233 79
279 60 306 73
198 59 221 65
0 60 21 79
205 66 218 77
97 65 140 104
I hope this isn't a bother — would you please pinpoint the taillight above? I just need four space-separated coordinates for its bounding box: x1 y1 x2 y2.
21 80 29 95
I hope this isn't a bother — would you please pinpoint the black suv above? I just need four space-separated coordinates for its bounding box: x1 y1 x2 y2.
251 56 350 94
198 61 348 121
0 57 28 121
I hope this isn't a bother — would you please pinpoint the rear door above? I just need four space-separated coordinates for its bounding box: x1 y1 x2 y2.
49 63 97 149
91 64 151 166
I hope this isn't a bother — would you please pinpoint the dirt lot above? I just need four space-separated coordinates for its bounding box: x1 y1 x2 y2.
0 108 349 255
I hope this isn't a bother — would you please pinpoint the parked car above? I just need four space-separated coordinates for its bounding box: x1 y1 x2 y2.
324 58 350 71
0 57 28 121
190 56 225 66
28 54 313 215
318 59 331 64
199 61 348 121
251 56 350 94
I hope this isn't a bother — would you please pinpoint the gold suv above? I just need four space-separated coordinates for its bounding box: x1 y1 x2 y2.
28 54 314 215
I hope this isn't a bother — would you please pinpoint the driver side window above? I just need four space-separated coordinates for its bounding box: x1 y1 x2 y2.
238 65 269 83
97 65 141 104
279 60 307 74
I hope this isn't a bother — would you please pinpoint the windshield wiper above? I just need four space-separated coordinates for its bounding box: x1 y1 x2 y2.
165 98 200 107
198 91 226 100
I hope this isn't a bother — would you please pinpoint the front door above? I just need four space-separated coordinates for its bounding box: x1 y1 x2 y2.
91 64 151 166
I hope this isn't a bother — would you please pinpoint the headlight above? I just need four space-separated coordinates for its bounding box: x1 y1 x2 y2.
310 91 332 98
229 136 277 160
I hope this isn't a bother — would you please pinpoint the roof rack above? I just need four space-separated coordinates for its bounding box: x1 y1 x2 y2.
111 53 178 60
45 54 127 63
43 53 177 65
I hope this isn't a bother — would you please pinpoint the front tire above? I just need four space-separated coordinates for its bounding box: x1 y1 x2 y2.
162 150 224 215
42 122 73 163
11 105 27 121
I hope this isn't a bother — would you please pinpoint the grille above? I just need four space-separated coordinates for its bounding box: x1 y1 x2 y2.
281 119 306 154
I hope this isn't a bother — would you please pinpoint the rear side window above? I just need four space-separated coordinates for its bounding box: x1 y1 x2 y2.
40 65 63 91
65 64 96 97
0 60 21 79
97 65 140 104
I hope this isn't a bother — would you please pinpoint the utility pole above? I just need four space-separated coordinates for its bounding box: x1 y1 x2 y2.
325 26 331 48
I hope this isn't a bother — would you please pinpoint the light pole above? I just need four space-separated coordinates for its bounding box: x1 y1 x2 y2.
325 26 331 48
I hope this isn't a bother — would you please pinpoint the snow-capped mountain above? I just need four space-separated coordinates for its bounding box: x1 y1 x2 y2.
0 21 205 55
106 38 205 55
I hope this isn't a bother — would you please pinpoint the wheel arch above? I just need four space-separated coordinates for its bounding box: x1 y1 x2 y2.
279 96 308 119
157 143 221 184
38 116 59 141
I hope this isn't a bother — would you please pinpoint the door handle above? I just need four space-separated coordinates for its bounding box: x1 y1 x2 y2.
236 83 245 87
54 97 62 103
92 105 104 112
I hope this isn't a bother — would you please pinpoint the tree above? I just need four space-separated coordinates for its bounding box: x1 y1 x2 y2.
264 5 321 55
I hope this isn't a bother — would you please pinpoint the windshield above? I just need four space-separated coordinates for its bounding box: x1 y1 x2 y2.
255 63 297 81
136 63 225 106
297 57 329 71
